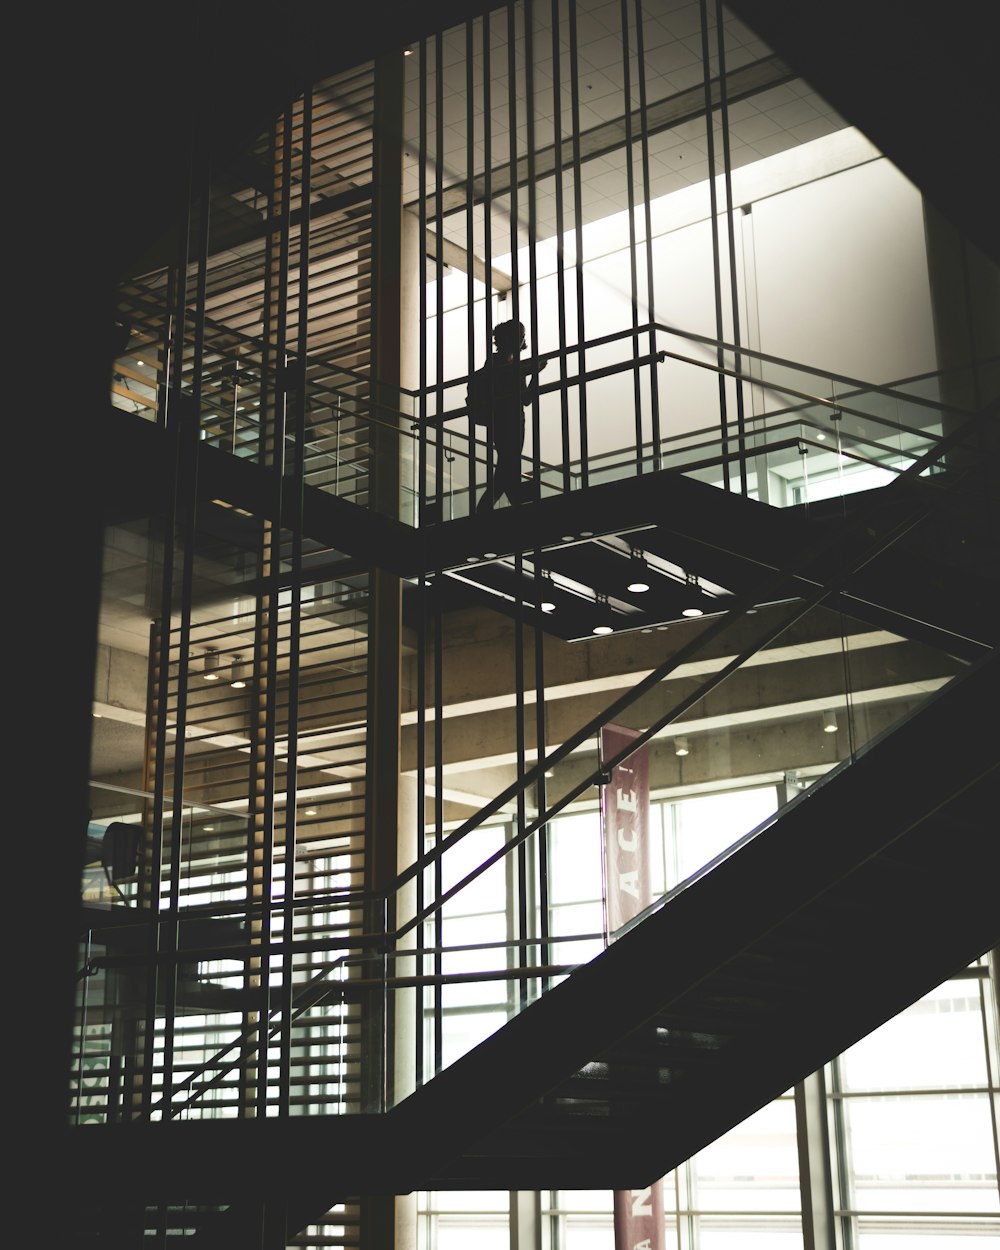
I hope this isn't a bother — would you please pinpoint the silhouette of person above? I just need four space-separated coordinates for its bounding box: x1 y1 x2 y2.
477 319 548 513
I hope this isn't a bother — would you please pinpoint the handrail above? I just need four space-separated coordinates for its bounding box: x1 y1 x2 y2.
117 300 982 527
101 304 996 1119
376 396 994 918
119 285 989 435
127 396 994 1120
651 320 987 419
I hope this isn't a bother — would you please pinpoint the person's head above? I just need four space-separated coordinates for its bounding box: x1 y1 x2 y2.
492 320 526 356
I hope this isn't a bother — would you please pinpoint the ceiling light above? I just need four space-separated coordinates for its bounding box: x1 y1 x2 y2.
230 656 249 689
626 548 650 593
202 649 221 680
592 594 613 634
675 736 689 757
304 807 317 816
823 710 838 734
682 572 703 616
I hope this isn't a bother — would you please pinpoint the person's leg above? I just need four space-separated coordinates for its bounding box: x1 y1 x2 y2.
492 439 520 507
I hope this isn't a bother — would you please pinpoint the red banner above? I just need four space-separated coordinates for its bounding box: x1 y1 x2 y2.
600 723 652 938
613 1184 666 1250
602 725 665 1250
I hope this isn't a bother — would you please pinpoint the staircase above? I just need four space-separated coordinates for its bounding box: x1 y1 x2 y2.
67 393 1000 1245
62 646 999 1244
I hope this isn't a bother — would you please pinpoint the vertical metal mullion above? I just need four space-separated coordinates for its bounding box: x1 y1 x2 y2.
568 0 588 487
278 90 311 1119
252 103 295 1121
507 1 521 331
242 116 287 1120
418 40 429 519
513 554 528 1012
524 0 541 497
532 551 550 994
634 0 662 468
466 18 478 513
699 0 730 491
415 37 430 1089
551 0 570 492
158 152 212 1120
414 572 427 1089
482 15 495 506
433 577 445 1074
620 0 643 474
434 34 446 520
714 0 748 495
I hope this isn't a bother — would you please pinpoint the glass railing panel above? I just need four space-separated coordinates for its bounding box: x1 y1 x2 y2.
832 419 997 659
377 553 977 1095
111 304 987 531
602 593 972 943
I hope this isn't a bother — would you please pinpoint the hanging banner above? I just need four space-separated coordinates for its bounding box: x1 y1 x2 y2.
601 725 665 1250
613 1184 666 1250
600 723 652 939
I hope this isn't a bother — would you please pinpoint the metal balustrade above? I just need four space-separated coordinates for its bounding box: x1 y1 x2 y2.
76 396 997 1124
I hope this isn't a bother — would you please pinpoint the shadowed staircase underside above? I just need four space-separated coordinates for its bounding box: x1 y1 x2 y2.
63 646 1000 1245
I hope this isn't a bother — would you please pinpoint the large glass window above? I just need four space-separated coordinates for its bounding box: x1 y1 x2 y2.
829 963 1000 1245
414 758 998 1250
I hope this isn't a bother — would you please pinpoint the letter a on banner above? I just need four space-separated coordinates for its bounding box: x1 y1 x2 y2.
600 723 651 939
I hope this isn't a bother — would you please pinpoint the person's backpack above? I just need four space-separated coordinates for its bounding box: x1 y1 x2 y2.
466 360 495 432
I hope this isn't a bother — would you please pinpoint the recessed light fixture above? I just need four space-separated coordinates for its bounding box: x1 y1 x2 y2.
682 607 703 618
541 600 556 613
627 548 650 593
593 594 613 634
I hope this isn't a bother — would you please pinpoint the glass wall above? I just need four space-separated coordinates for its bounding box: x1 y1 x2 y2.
413 783 999 1250
830 960 1000 1246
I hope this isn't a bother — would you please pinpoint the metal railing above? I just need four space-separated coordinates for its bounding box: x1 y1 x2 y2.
78 394 997 1122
